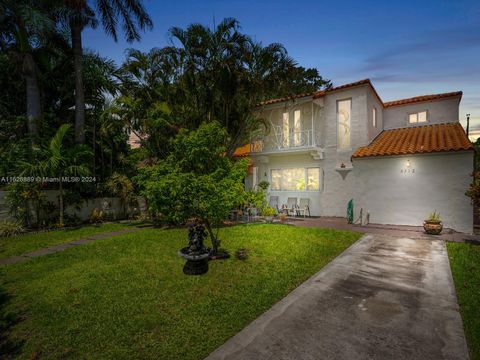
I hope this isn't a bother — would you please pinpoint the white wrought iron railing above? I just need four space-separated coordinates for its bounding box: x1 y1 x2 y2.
250 129 322 153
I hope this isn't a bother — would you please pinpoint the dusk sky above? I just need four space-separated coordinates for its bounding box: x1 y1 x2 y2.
83 0 480 135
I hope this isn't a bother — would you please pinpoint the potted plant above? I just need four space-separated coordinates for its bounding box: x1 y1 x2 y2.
423 210 443 235
262 207 276 223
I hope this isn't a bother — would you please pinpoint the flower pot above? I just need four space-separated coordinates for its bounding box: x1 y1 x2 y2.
264 216 274 224
423 220 443 235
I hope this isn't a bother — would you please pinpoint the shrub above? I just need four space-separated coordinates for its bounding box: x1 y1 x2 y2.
105 173 135 219
89 208 106 224
0 220 25 237
243 190 266 209
262 207 276 217
257 180 270 191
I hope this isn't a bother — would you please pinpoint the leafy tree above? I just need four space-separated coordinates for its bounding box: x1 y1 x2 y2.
138 122 248 253
105 172 134 218
160 18 330 157
466 138 480 209
58 0 152 144
113 18 330 163
20 124 91 226
272 66 332 97
0 0 56 141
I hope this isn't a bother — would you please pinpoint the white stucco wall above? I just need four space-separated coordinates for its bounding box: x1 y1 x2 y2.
249 85 379 218
323 85 370 149
247 85 471 233
318 85 369 216
366 88 384 141
352 152 474 233
0 190 146 222
383 96 461 130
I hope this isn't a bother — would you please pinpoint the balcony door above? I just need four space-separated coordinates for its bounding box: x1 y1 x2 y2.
282 110 302 148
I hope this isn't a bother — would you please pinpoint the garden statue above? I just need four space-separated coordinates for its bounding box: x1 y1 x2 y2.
178 221 210 275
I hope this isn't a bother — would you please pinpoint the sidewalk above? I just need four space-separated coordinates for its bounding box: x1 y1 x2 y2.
0 227 142 265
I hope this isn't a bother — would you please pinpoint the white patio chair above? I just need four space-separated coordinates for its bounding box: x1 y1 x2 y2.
269 196 279 211
298 198 311 218
287 197 297 217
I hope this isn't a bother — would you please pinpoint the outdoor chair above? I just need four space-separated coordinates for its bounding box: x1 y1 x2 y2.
297 198 311 218
269 196 279 211
286 197 298 217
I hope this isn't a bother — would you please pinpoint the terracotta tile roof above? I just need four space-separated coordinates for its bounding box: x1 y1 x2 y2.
384 91 462 108
259 79 376 106
352 123 473 158
258 78 461 110
312 79 375 99
232 144 250 157
259 91 317 106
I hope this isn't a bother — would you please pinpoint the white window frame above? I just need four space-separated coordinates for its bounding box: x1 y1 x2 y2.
337 98 352 151
270 168 282 191
408 110 428 124
293 109 302 146
306 167 321 191
269 167 322 192
282 112 290 147
372 107 377 128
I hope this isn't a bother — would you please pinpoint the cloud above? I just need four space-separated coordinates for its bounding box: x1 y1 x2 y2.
360 25 480 83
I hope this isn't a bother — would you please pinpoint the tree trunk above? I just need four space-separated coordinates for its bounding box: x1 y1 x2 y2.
100 143 105 179
203 219 219 254
59 177 64 226
71 22 86 144
23 53 40 141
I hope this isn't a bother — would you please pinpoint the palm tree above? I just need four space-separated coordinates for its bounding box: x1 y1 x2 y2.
105 172 133 218
20 124 91 226
167 18 300 156
59 0 152 144
0 0 55 142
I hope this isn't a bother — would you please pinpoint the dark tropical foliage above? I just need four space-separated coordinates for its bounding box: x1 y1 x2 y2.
56 0 153 144
0 5 331 232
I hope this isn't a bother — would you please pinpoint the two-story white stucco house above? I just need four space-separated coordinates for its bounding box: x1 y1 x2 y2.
235 79 474 233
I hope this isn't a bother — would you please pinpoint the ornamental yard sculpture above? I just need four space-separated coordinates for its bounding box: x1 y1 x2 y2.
178 221 210 275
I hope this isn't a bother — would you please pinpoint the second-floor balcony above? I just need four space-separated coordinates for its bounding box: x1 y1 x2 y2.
250 129 323 156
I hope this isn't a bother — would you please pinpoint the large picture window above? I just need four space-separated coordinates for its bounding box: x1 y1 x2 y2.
282 168 305 190
271 169 282 190
337 99 351 149
307 168 320 190
270 168 322 191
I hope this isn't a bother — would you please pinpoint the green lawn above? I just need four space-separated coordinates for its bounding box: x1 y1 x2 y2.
0 223 135 259
447 242 480 360
0 224 361 359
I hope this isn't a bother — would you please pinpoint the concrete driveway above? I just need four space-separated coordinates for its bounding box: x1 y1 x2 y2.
205 234 469 360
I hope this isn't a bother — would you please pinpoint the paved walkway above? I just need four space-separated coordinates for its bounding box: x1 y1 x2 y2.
0 227 142 265
205 234 469 360
289 216 480 243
